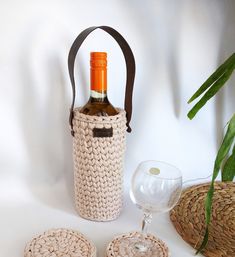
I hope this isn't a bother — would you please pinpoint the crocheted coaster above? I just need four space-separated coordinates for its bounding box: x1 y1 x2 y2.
106 232 169 257
24 228 96 257
170 182 235 257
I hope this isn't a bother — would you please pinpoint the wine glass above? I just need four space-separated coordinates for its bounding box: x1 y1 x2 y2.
123 160 182 256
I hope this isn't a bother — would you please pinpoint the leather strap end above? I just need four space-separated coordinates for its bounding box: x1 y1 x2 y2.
71 129 75 137
126 125 132 133
69 109 75 137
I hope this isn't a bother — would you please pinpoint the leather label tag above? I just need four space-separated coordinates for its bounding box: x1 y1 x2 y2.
93 127 113 138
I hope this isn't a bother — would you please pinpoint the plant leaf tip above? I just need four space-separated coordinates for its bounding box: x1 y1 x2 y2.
187 113 194 120
188 93 198 103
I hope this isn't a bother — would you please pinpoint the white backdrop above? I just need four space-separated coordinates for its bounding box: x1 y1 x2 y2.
0 0 235 256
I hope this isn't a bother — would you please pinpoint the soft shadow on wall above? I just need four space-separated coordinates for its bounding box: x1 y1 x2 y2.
122 0 183 119
215 0 235 148
120 0 183 174
19 21 78 214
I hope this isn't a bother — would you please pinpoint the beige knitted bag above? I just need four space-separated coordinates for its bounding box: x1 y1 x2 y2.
68 26 135 221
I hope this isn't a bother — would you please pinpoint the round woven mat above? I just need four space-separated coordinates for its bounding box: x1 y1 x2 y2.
24 228 96 257
170 182 235 257
106 231 169 257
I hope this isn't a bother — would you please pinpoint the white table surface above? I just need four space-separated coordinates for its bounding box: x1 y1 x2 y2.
0 175 203 257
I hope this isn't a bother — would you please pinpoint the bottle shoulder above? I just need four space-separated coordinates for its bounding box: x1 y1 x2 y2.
80 98 118 116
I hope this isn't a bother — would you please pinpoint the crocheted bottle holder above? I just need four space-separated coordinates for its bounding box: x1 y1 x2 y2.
68 26 135 221
73 108 126 221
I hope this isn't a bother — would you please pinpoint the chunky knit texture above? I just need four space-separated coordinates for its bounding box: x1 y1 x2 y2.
106 232 169 257
72 108 126 221
24 228 96 257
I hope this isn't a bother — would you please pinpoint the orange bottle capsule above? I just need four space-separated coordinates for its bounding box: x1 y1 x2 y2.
80 52 118 116
90 52 107 93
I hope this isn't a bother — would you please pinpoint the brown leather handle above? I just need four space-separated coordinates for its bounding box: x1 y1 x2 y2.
68 26 136 136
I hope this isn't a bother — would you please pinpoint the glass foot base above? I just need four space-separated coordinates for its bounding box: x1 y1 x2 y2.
117 234 167 257
134 241 148 252
106 232 169 257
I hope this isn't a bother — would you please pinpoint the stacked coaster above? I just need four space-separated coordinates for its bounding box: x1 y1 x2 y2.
170 182 235 257
24 228 96 257
106 232 169 257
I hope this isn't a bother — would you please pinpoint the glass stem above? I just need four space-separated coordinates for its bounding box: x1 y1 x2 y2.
141 212 152 236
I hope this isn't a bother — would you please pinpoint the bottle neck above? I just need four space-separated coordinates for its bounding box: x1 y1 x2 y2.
90 69 107 102
90 52 108 102
90 89 108 102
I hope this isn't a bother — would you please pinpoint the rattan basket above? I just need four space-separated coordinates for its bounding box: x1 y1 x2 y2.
170 182 235 257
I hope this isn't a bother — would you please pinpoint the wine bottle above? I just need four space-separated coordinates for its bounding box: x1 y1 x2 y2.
80 52 118 116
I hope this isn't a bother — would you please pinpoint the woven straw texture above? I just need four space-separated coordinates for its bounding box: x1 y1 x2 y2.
170 182 235 257
106 231 169 257
24 228 96 257
72 108 126 221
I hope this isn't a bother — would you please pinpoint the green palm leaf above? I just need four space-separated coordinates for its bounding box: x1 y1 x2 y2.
187 53 235 120
187 53 235 254
222 144 235 181
188 53 235 104
188 65 235 119
196 114 235 254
